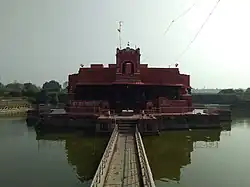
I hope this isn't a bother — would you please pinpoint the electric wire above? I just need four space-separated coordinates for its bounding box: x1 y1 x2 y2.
164 2 196 35
175 0 221 61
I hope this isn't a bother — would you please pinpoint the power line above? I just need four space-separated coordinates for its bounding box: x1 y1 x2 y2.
164 2 196 35
175 0 221 61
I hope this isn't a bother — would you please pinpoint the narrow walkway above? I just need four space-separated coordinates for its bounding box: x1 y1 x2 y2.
104 133 141 187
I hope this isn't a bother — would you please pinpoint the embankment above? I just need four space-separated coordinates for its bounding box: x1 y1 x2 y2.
0 98 31 117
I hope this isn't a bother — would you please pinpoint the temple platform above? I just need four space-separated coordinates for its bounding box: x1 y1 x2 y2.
31 107 231 135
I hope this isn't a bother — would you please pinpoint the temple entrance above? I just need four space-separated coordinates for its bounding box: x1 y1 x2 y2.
74 84 182 114
113 84 145 113
122 85 136 110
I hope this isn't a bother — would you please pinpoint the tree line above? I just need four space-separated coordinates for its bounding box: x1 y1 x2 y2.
2 81 250 106
0 80 68 105
218 88 250 100
192 88 250 105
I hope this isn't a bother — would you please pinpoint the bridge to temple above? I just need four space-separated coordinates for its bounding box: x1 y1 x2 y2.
90 121 155 187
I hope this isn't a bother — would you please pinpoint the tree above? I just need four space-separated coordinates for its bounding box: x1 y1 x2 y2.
22 83 40 97
8 91 22 97
234 89 244 98
42 80 61 92
61 81 68 93
23 83 40 92
63 81 68 89
243 88 250 100
58 92 68 104
218 89 235 95
5 82 23 92
4 82 23 97
0 82 4 89
50 93 59 106
36 89 49 104
0 82 5 96
245 88 250 94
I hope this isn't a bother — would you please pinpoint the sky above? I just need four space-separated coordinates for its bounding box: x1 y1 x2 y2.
0 0 249 88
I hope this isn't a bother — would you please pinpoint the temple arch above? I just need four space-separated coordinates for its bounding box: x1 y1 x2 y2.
122 61 135 75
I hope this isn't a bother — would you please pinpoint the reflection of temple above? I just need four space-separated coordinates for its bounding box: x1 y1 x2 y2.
35 127 231 183
36 133 109 183
143 129 224 182
65 136 109 182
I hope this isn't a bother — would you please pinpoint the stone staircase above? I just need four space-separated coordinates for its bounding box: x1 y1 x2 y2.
118 120 137 134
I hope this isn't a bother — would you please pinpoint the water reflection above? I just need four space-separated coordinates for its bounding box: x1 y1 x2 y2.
143 127 230 183
36 133 109 183
3 117 250 187
231 118 250 128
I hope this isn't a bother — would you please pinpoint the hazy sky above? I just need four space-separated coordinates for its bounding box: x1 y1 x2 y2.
0 0 249 88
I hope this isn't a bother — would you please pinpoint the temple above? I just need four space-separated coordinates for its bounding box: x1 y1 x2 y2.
30 42 231 134
67 44 192 114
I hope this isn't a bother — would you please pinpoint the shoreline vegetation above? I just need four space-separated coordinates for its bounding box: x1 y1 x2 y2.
0 80 68 106
192 88 250 106
0 80 67 117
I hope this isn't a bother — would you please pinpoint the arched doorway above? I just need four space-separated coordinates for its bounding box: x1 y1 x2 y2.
122 61 134 75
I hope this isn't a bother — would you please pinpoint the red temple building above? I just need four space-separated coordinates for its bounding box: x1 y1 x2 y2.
67 44 192 114
31 43 230 134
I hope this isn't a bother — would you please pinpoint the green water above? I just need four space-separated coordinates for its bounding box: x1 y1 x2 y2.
144 119 250 187
0 118 249 186
0 118 108 187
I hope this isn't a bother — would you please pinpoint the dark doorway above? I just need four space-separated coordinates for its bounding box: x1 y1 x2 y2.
123 85 136 109
122 61 134 75
113 84 144 113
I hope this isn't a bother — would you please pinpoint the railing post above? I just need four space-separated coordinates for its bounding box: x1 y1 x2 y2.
90 125 118 187
135 125 156 187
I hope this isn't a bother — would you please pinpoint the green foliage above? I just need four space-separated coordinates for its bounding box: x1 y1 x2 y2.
23 83 39 92
192 93 239 104
218 89 235 94
61 81 68 93
36 89 49 104
8 91 22 97
63 81 68 89
42 80 61 92
243 88 250 101
22 82 40 98
0 80 68 105
26 97 36 104
5 82 24 92
245 88 250 93
58 93 68 103
193 88 250 104
0 83 5 96
235 89 244 93
50 93 59 106
0 82 4 89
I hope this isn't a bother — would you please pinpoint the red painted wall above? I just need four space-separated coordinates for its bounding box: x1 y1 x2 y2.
69 47 190 87
77 67 116 84
68 74 78 92
180 74 190 88
140 68 186 85
70 66 190 87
